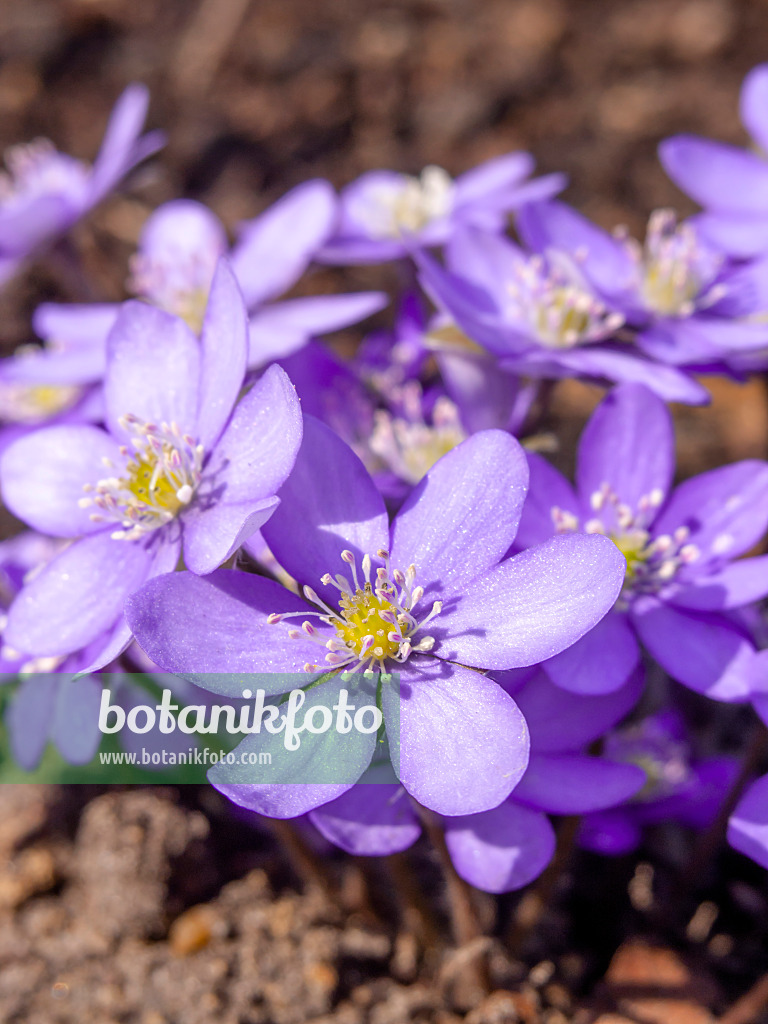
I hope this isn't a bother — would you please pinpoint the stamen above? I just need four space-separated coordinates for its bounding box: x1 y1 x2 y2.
359 165 454 239
622 209 724 318
79 416 204 541
550 482 698 605
273 550 441 674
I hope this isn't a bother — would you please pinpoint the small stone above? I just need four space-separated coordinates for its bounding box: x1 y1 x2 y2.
466 990 523 1024
304 961 338 995
168 905 217 956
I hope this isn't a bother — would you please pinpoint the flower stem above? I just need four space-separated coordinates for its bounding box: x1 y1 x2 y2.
506 814 581 954
415 805 486 946
266 818 336 895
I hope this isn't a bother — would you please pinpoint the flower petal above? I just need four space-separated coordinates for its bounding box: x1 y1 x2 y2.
514 451 580 551
516 200 636 300
741 64 768 157
1 424 121 537
309 781 421 855
199 363 302 504
513 668 644 753
659 135 768 214
261 415 388 606
728 774 768 870
435 533 625 669
33 302 119 352
576 384 675 518
247 292 387 370
578 810 641 856
382 659 529 816
89 83 164 204
391 430 529 593
513 753 645 814
0 195 75 257
666 555 768 611
4 530 158 657
138 198 226 266
125 569 327 693
694 211 768 259
231 180 337 307
453 152 534 205
514 345 710 405
444 801 556 893
104 301 200 438
652 461 768 566
196 258 248 450
182 497 279 575
208 674 377 818
435 350 534 434
79 536 182 674
542 611 640 695
7 674 57 770
631 596 754 700
0 345 107 386
52 674 103 765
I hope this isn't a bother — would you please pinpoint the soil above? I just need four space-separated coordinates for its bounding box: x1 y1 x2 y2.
1 1 768 1021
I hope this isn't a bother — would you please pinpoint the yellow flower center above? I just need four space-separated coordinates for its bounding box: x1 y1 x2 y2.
609 529 650 587
124 453 185 516
80 415 204 541
335 583 400 661
270 549 443 675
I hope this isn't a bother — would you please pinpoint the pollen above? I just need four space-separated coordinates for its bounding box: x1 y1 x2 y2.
370 392 467 485
621 209 725 318
124 453 186 516
80 415 203 541
362 166 455 239
335 583 400 661
270 549 442 676
552 483 699 607
609 530 650 588
506 255 624 349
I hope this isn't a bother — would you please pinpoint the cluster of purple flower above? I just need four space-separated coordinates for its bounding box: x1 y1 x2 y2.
2 70 768 895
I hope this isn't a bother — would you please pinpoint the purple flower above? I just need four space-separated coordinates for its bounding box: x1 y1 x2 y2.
516 199 768 376
0 259 302 672
309 668 644 892
579 710 740 856
0 84 164 285
273 306 533 508
23 187 386 386
417 226 710 405
660 63 768 258
125 418 626 818
729 773 768 869
317 153 566 265
515 382 768 699
0 532 105 768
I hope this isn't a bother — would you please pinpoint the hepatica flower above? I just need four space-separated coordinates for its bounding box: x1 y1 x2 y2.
0 83 164 285
126 417 625 819
308 668 644 892
0 259 302 672
660 63 768 258
579 709 739 856
515 383 768 700
516 199 768 375
417 226 709 405
318 152 565 264
22 186 386 389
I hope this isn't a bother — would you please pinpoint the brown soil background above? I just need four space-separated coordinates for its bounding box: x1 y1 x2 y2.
1 1 768 1022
